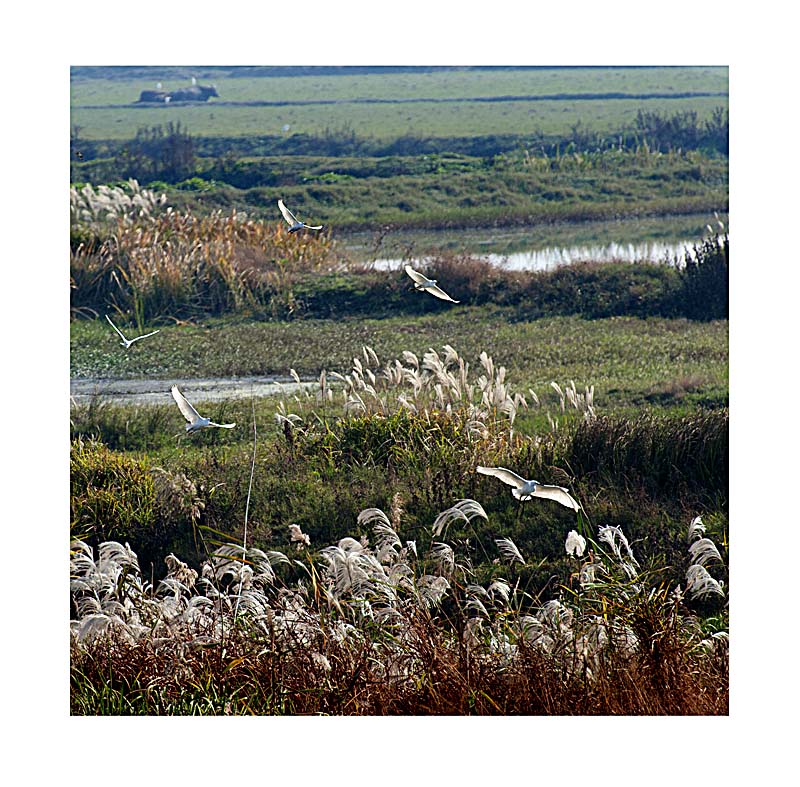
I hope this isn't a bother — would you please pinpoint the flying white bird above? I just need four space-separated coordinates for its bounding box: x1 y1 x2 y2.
404 265 460 303
476 466 581 511
171 385 236 433
278 199 323 232
105 315 160 349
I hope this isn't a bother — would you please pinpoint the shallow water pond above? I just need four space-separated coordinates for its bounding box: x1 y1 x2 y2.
342 211 726 271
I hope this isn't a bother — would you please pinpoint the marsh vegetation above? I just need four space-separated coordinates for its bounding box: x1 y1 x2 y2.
70 334 728 714
70 66 728 715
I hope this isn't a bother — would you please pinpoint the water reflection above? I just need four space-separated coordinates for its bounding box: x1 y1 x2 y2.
489 238 693 270
344 212 722 272
370 238 695 272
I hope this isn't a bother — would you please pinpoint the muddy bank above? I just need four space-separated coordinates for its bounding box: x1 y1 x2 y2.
70 376 315 407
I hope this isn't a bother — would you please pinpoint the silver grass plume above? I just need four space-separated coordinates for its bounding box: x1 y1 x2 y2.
431 542 456 576
598 525 639 576
688 515 706 543
685 564 725 601
551 381 565 412
565 530 587 558
540 599 575 632
487 579 512 605
390 492 404 531
70 179 167 227
401 350 419 370
465 585 490 617
688 537 722 567
358 507 402 563
164 554 198 590
432 498 488 537
363 345 380 367
289 523 311 548
416 575 450 607
685 515 725 601
495 537 525 565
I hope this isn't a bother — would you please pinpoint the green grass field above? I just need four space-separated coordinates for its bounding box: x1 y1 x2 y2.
72 96 729 142
71 310 728 413
70 66 728 141
71 66 729 104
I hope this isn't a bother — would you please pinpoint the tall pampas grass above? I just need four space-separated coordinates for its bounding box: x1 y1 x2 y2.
274 344 591 451
72 503 728 715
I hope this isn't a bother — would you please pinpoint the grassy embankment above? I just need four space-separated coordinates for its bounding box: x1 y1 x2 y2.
70 65 729 140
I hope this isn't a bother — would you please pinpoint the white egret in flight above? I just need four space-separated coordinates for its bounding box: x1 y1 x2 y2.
278 199 323 232
171 385 236 433
476 466 581 511
404 265 460 303
105 315 160 349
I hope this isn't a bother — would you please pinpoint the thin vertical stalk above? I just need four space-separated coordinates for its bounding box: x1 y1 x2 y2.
234 393 257 624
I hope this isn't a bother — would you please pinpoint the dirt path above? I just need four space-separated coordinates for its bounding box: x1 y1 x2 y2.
70 376 315 406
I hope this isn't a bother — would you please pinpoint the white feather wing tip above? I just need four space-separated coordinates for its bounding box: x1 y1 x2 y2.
171 385 201 423
535 485 582 511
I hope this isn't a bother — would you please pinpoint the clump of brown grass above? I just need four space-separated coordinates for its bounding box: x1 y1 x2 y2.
71 504 728 715
70 202 341 324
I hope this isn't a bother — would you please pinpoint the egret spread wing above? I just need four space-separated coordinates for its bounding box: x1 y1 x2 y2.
304 224 323 230
105 315 128 341
428 284 459 303
131 329 160 343
476 466 526 489
171 385 201 424
209 421 236 429
278 199 298 226
533 484 581 511
404 265 427 285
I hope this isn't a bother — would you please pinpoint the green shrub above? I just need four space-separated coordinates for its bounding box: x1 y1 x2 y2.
70 438 200 572
293 257 684 320
518 261 681 319
678 234 728 320
175 176 216 192
70 438 157 545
